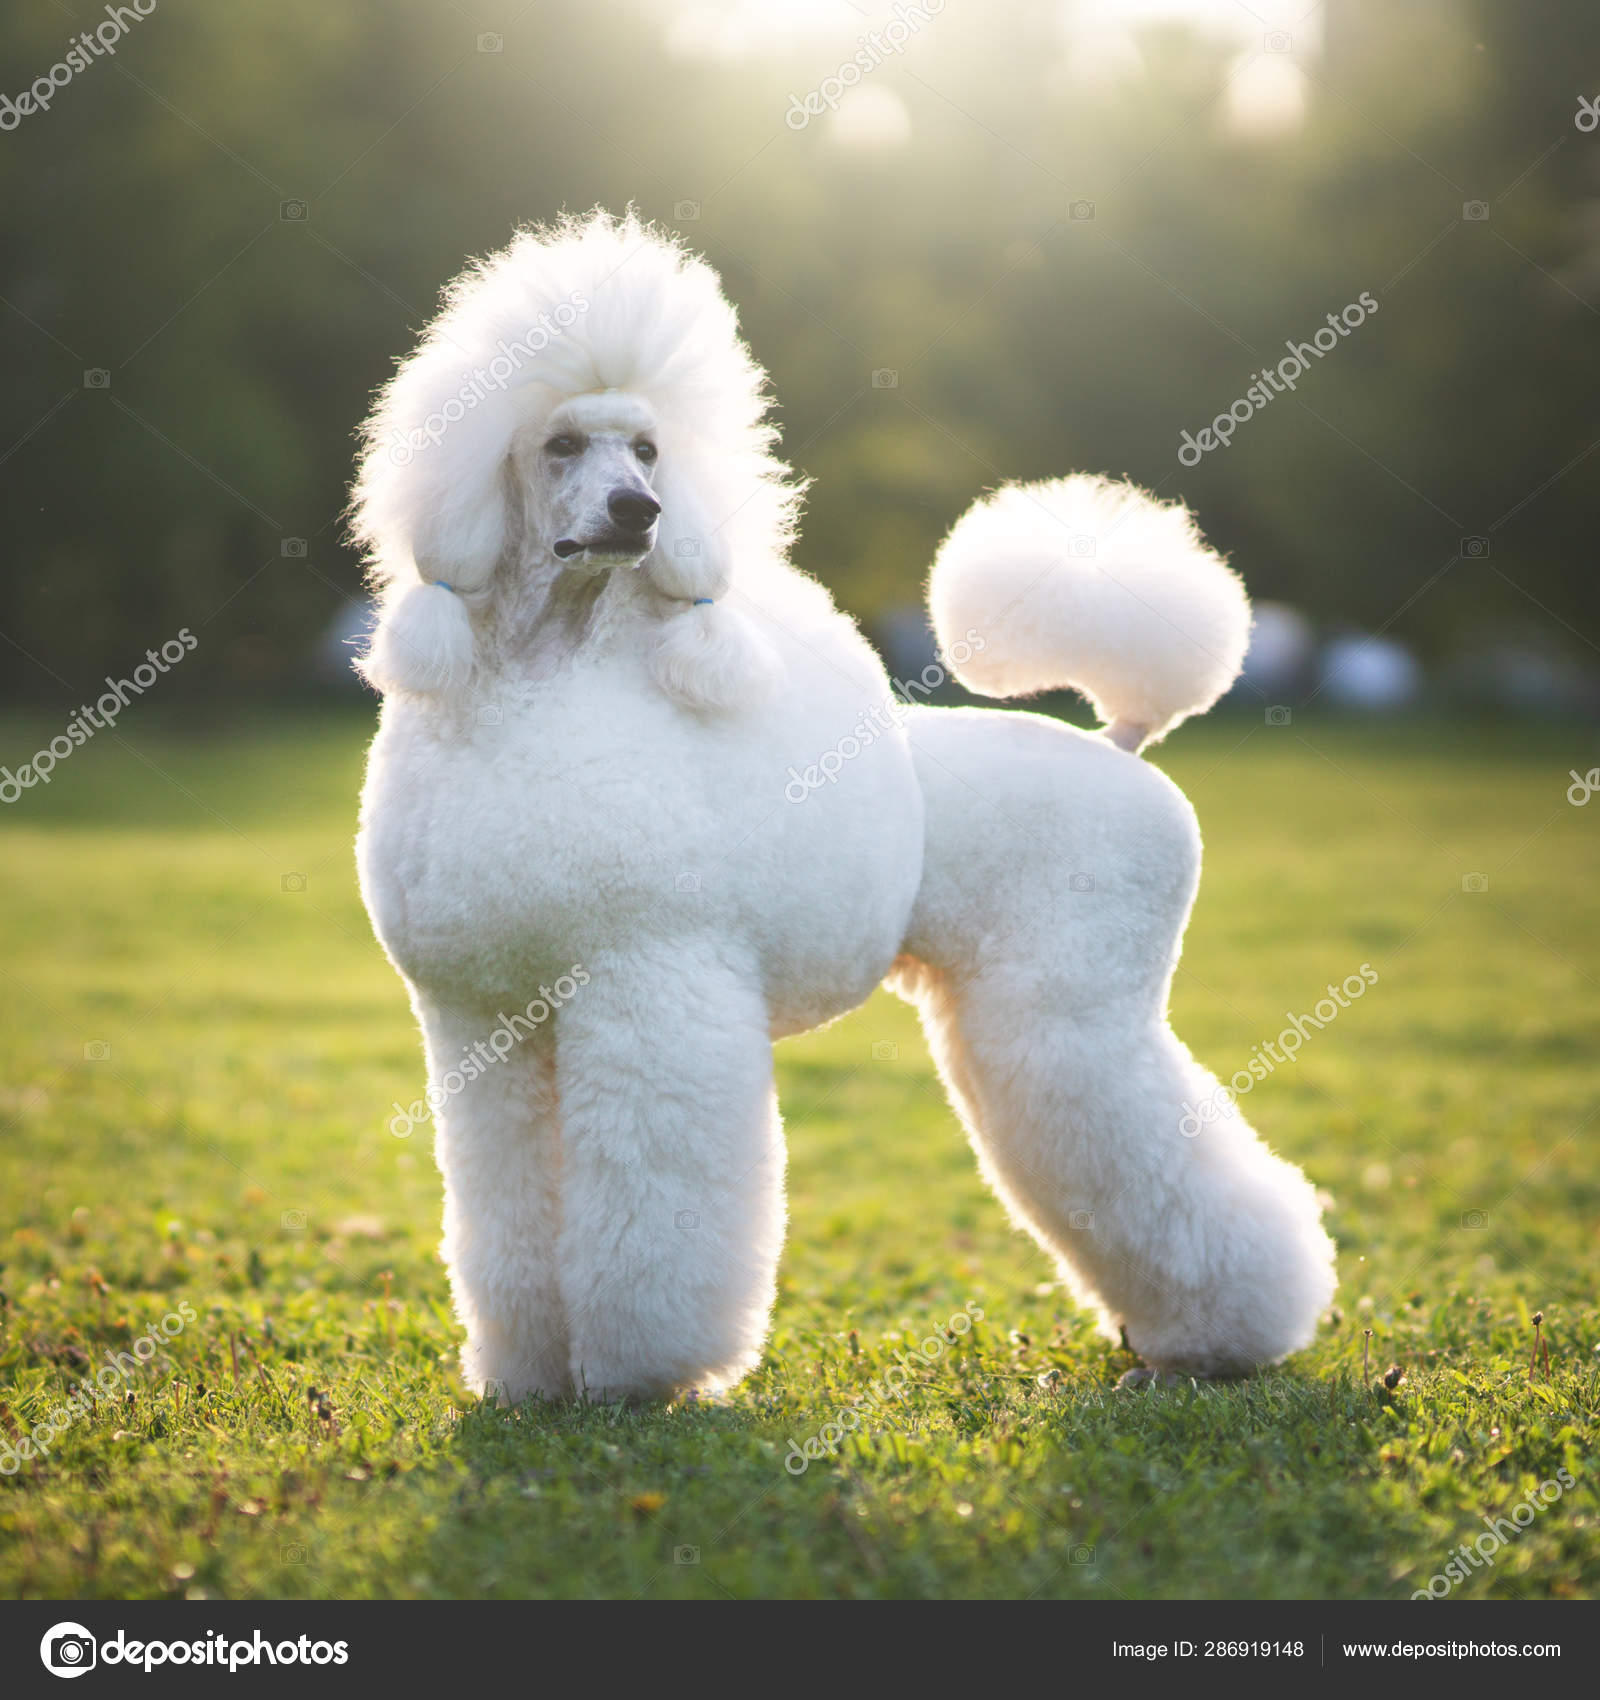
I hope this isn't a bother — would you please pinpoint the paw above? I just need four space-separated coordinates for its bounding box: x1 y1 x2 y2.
1116 1366 1196 1391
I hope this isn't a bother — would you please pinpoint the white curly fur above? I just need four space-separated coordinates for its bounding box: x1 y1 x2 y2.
930 475 1252 750
354 211 1335 1404
351 209 794 709
358 581 476 697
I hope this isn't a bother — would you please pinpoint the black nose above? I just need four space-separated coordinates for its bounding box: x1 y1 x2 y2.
607 489 661 534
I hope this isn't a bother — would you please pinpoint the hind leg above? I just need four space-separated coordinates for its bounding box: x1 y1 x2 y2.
895 708 1336 1376
893 962 1335 1375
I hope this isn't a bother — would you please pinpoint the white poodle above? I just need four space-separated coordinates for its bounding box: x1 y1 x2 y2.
352 211 1336 1403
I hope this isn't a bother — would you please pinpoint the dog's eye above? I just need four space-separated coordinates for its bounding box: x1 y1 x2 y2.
635 441 658 465
544 434 584 458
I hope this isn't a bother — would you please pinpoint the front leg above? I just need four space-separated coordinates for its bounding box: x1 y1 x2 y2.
553 945 784 1401
419 999 572 1403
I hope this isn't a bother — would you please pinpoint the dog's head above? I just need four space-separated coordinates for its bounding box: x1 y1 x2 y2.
352 211 793 709
532 391 662 573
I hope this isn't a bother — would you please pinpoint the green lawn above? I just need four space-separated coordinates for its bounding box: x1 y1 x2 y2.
1 708 1596 1600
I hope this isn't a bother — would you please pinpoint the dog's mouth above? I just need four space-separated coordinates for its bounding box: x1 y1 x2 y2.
553 531 654 564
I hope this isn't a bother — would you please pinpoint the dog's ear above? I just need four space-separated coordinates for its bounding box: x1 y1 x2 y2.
412 498 506 595
644 457 733 603
357 334 542 592
357 581 476 697
354 371 540 697
651 600 782 714
355 474 495 697
644 458 782 713
395 397 520 596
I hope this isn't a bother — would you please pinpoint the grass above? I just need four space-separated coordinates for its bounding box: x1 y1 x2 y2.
1 706 1597 1600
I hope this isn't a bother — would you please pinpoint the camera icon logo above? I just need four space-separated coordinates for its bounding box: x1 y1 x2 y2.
1069 872 1095 893
281 872 307 892
674 1545 700 1565
1068 1209 1095 1230
478 704 503 726
282 1209 307 1230
1264 31 1292 53
477 32 503 52
40 1623 97 1677
82 368 111 390
674 200 701 222
871 368 899 389
1266 705 1292 726
674 1210 700 1231
84 1041 111 1061
279 198 308 222
1069 1544 1096 1565
280 1543 309 1563
675 871 700 893
871 1040 898 1060
1068 534 1096 558
1069 199 1095 221
280 537 308 558
1459 536 1489 558
1462 200 1489 221
1462 872 1488 893
674 538 702 558
1461 1208 1489 1229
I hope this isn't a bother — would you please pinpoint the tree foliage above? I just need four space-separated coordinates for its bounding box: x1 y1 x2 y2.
2 0 1596 699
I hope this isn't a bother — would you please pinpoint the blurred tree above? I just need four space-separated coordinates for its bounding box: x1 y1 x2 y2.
0 0 1595 702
